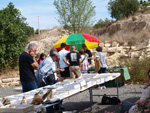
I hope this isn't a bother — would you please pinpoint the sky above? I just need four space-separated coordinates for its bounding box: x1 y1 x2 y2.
0 0 146 30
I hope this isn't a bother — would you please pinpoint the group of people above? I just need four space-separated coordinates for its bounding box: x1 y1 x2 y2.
19 42 107 92
18 42 150 113
18 42 107 112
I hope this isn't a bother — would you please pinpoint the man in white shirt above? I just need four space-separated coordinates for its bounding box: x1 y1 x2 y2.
58 43 70 81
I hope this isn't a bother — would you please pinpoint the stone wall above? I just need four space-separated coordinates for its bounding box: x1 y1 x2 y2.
92 39 150 67
0 77 20 88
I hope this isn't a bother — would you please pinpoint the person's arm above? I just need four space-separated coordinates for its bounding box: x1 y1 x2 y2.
53 68 65 73
31 56 39 70
88 56 92 60
63 57 70 67
88 50 93 60
79 58 81 67
57 58 60 69
96 57 99 61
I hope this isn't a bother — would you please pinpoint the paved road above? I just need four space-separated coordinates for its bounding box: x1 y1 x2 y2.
0 85 144 113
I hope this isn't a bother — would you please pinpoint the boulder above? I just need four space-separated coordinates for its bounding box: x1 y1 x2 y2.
0 83 9 88
0 85 6 88
99 42 104 47
9 82 20 87
12 78 20 82
109 52 120 60
2 78 13 83
112 42 119 47
107 47 117 53
116 46 124 53
119 53 129 58
103 47 109 52
106 58 119 67
131 46 138 51
105 42 111 47
137 39 150 50
131 51 140 58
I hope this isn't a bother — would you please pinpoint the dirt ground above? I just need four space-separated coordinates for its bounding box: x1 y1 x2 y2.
0 69 19 79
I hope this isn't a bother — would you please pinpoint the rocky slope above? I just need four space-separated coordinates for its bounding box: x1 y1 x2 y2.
28 14 150 67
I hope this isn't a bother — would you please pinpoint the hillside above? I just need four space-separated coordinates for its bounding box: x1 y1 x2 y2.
92 13 150 45
29 13 150 66
1 12 150 87
29 27 69 56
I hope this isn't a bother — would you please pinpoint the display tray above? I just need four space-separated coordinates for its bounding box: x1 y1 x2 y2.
0 104 34 113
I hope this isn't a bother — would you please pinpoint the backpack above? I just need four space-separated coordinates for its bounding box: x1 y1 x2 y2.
101 94 121 105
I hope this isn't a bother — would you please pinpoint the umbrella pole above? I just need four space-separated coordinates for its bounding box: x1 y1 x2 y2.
76 44 77 50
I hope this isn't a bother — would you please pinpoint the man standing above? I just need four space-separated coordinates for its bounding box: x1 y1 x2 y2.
63 45 81 78
58 43 70 81
82 44 92 65
19 43 39 92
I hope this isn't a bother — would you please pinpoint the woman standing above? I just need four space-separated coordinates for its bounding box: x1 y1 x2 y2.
95 46 107 89
95 46 107 73
79 49 88 73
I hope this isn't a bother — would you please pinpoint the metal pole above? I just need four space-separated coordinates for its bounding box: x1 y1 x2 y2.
38 16 40 35
117 78 119 98
89 87 93 111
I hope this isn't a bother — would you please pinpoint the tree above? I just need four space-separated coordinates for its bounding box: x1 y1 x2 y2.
0 2 34 69
108 0 140 20
54 0 96 33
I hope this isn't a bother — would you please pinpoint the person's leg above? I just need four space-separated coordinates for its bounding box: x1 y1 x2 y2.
98 68 103 74
102 68 106 73
98 68 106 88
74 66 81 78
60 67 70 81
21 81 27 92
119 101 134 113
21 81 37 92
69 66 75 79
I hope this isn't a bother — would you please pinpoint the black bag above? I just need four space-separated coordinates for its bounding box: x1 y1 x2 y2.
101 94 121 105
46 74 55 83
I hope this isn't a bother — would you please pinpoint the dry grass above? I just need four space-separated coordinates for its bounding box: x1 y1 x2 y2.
93 29 150 46
124 54 150 84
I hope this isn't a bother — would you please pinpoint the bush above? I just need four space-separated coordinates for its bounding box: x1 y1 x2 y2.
108 24 120 36
0 2 34 70
94 18 113 29
125 52 150 84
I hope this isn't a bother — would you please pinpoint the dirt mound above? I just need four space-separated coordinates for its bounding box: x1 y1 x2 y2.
29 27 69 56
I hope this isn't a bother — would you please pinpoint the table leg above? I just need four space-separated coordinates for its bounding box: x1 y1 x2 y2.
116 77 119 98
89 87 93 111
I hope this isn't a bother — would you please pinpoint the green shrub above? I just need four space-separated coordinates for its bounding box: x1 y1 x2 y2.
94 18 113 29
0 2 34 70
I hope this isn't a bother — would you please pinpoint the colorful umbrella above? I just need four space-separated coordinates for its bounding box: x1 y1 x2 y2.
53 33 100 51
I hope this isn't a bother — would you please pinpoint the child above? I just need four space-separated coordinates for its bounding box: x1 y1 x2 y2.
38 53 46 65
79 49 88 73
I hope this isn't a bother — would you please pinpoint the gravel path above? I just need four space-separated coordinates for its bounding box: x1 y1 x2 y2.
0 85 144 113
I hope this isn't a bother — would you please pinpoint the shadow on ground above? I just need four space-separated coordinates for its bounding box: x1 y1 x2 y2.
63 101 96 112
96 97 140 113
